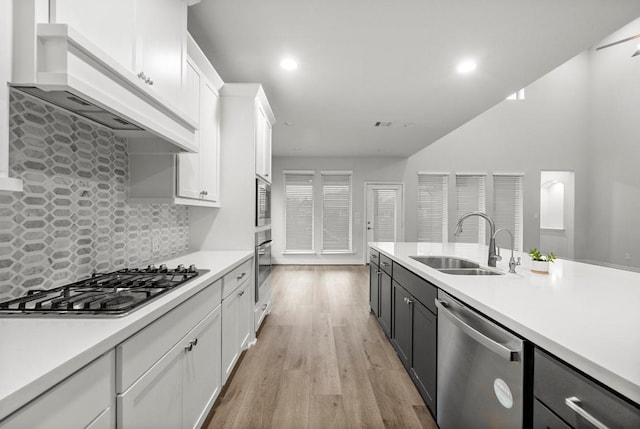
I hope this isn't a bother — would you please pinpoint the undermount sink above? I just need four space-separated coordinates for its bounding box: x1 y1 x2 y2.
410 256 504 276
410 256 480 269
438 268 504 276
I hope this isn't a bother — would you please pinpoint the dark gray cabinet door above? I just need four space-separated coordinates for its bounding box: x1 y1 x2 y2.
411 299 437 416
392 281 411 369
369 263 380 317
378 271 392 337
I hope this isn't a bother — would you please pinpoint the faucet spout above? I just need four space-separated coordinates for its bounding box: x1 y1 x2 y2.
493 228 521 273
453 211 498 267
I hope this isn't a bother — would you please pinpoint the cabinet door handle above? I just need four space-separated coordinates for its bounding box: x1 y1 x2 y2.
564 397 609 429
185 343 193 352
371 254 378 259
137 71 147 81
146 77 153 86
375 270 382 275
237 272 246 280
262 304 268 310
192 338 198 347
407 298 413 305
238 290 245 297
381 262 390 267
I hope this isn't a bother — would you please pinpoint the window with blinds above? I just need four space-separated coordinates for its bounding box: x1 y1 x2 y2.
372 189 398 242
283 171 315 253
417 174 448 242
455 174 486 243
321 172 353 253
493 174 524 251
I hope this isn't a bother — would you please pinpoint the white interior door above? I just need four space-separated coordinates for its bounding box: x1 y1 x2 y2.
365 184 404 257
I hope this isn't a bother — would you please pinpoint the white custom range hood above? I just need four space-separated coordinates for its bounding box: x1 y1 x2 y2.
11 23 197 153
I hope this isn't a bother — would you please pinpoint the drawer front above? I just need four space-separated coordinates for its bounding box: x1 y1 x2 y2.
392 262 437 314
117 279 222 393
222 258 253 299
534 348 640 428
2 351 114 429
533 399 571 429
379 254 392 275
370 249 379 266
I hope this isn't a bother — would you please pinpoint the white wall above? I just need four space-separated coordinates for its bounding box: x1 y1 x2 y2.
402 53 591 258
271 156 406 264
586 18 640 269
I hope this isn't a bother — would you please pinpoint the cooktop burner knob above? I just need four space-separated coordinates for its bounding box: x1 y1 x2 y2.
147 264 156 272
176 264 185 273
159 264 168 273
188 264 197 273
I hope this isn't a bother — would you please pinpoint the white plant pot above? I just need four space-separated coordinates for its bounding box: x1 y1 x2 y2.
531 260 549 274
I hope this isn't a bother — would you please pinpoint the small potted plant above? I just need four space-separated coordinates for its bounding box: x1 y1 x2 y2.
528 248 556 274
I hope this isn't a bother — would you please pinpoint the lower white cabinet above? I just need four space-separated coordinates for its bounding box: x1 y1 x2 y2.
1 352 115 429
117 306 221 429
116 279 223 429
221 266 253 384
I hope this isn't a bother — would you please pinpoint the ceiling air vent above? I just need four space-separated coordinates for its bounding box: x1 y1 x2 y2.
374 121 392 127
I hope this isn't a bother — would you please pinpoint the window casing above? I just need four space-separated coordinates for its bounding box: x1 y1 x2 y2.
493 174 524 251
283 171 315 253
417 173 448 243
455 174 487 243
321 171 353 253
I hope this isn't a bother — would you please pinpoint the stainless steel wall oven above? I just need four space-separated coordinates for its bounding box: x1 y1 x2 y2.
256 177 271 227
255 229 272 303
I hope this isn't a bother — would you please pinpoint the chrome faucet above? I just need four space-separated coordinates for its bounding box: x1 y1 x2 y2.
453 212 499 267
493 228 521 273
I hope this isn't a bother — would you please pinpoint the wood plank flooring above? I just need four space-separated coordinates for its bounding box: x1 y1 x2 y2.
204 265 438 429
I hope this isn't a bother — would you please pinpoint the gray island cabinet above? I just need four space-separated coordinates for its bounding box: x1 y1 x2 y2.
368 242 640 428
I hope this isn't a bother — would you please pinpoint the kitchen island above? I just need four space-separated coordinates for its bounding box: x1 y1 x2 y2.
0 250 253 425
369 241 640 408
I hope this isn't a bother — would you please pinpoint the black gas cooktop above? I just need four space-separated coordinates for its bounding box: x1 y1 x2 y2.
0 264 205 317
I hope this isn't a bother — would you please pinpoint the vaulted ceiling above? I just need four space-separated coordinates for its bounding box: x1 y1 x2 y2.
188 1 640 157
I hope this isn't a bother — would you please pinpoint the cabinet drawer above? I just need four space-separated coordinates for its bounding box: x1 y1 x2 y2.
392 262 437 314
533 399 571 429
370 249 379 265
534 348 640 428
2 352 114 429
379 254 392 275
116 279 222 393
222 259 253 299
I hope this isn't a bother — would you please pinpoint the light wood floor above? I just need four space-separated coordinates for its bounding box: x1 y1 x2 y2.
205 265 438 429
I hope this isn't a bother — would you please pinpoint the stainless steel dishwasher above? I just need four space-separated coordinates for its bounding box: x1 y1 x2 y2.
436 290 526 429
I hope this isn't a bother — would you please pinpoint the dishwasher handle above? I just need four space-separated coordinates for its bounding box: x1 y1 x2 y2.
435 298 520 362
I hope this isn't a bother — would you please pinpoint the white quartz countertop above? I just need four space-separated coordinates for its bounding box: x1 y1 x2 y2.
370 242 640 405
0 250 253 421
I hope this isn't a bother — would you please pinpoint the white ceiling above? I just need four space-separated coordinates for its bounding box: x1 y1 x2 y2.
188 1 640 158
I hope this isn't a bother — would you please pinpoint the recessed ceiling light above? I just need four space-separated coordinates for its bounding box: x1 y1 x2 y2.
280 58 298 70
456 60 477 74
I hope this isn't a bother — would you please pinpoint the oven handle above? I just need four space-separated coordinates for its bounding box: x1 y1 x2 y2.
257 239 272 247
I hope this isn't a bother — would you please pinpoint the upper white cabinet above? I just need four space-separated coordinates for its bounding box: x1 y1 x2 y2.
11 0 199 153
255 104 273 182
129 34 222 207
50 0 187 106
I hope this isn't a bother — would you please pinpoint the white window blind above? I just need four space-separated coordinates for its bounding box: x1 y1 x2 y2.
493 174 524 251
455 174 486 243
372 189 397 242
284 171 314 253
417 174 448 242
321 172 352 253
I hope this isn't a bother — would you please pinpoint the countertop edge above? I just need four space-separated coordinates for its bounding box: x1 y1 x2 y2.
370 244 640 406
0 250 253 422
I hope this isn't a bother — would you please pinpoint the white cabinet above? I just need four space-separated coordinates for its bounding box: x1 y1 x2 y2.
49 0 188 107
118 307 221 429
177 57 220 203
129 35 221 207
221 259 253 384
255 103 273 182
117 279 223 429
1 352 115 429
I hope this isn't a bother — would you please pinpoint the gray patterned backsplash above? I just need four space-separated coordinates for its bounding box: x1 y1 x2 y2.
0 90 189 300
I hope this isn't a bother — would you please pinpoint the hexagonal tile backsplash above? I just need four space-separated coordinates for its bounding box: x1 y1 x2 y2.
0 91 189 300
